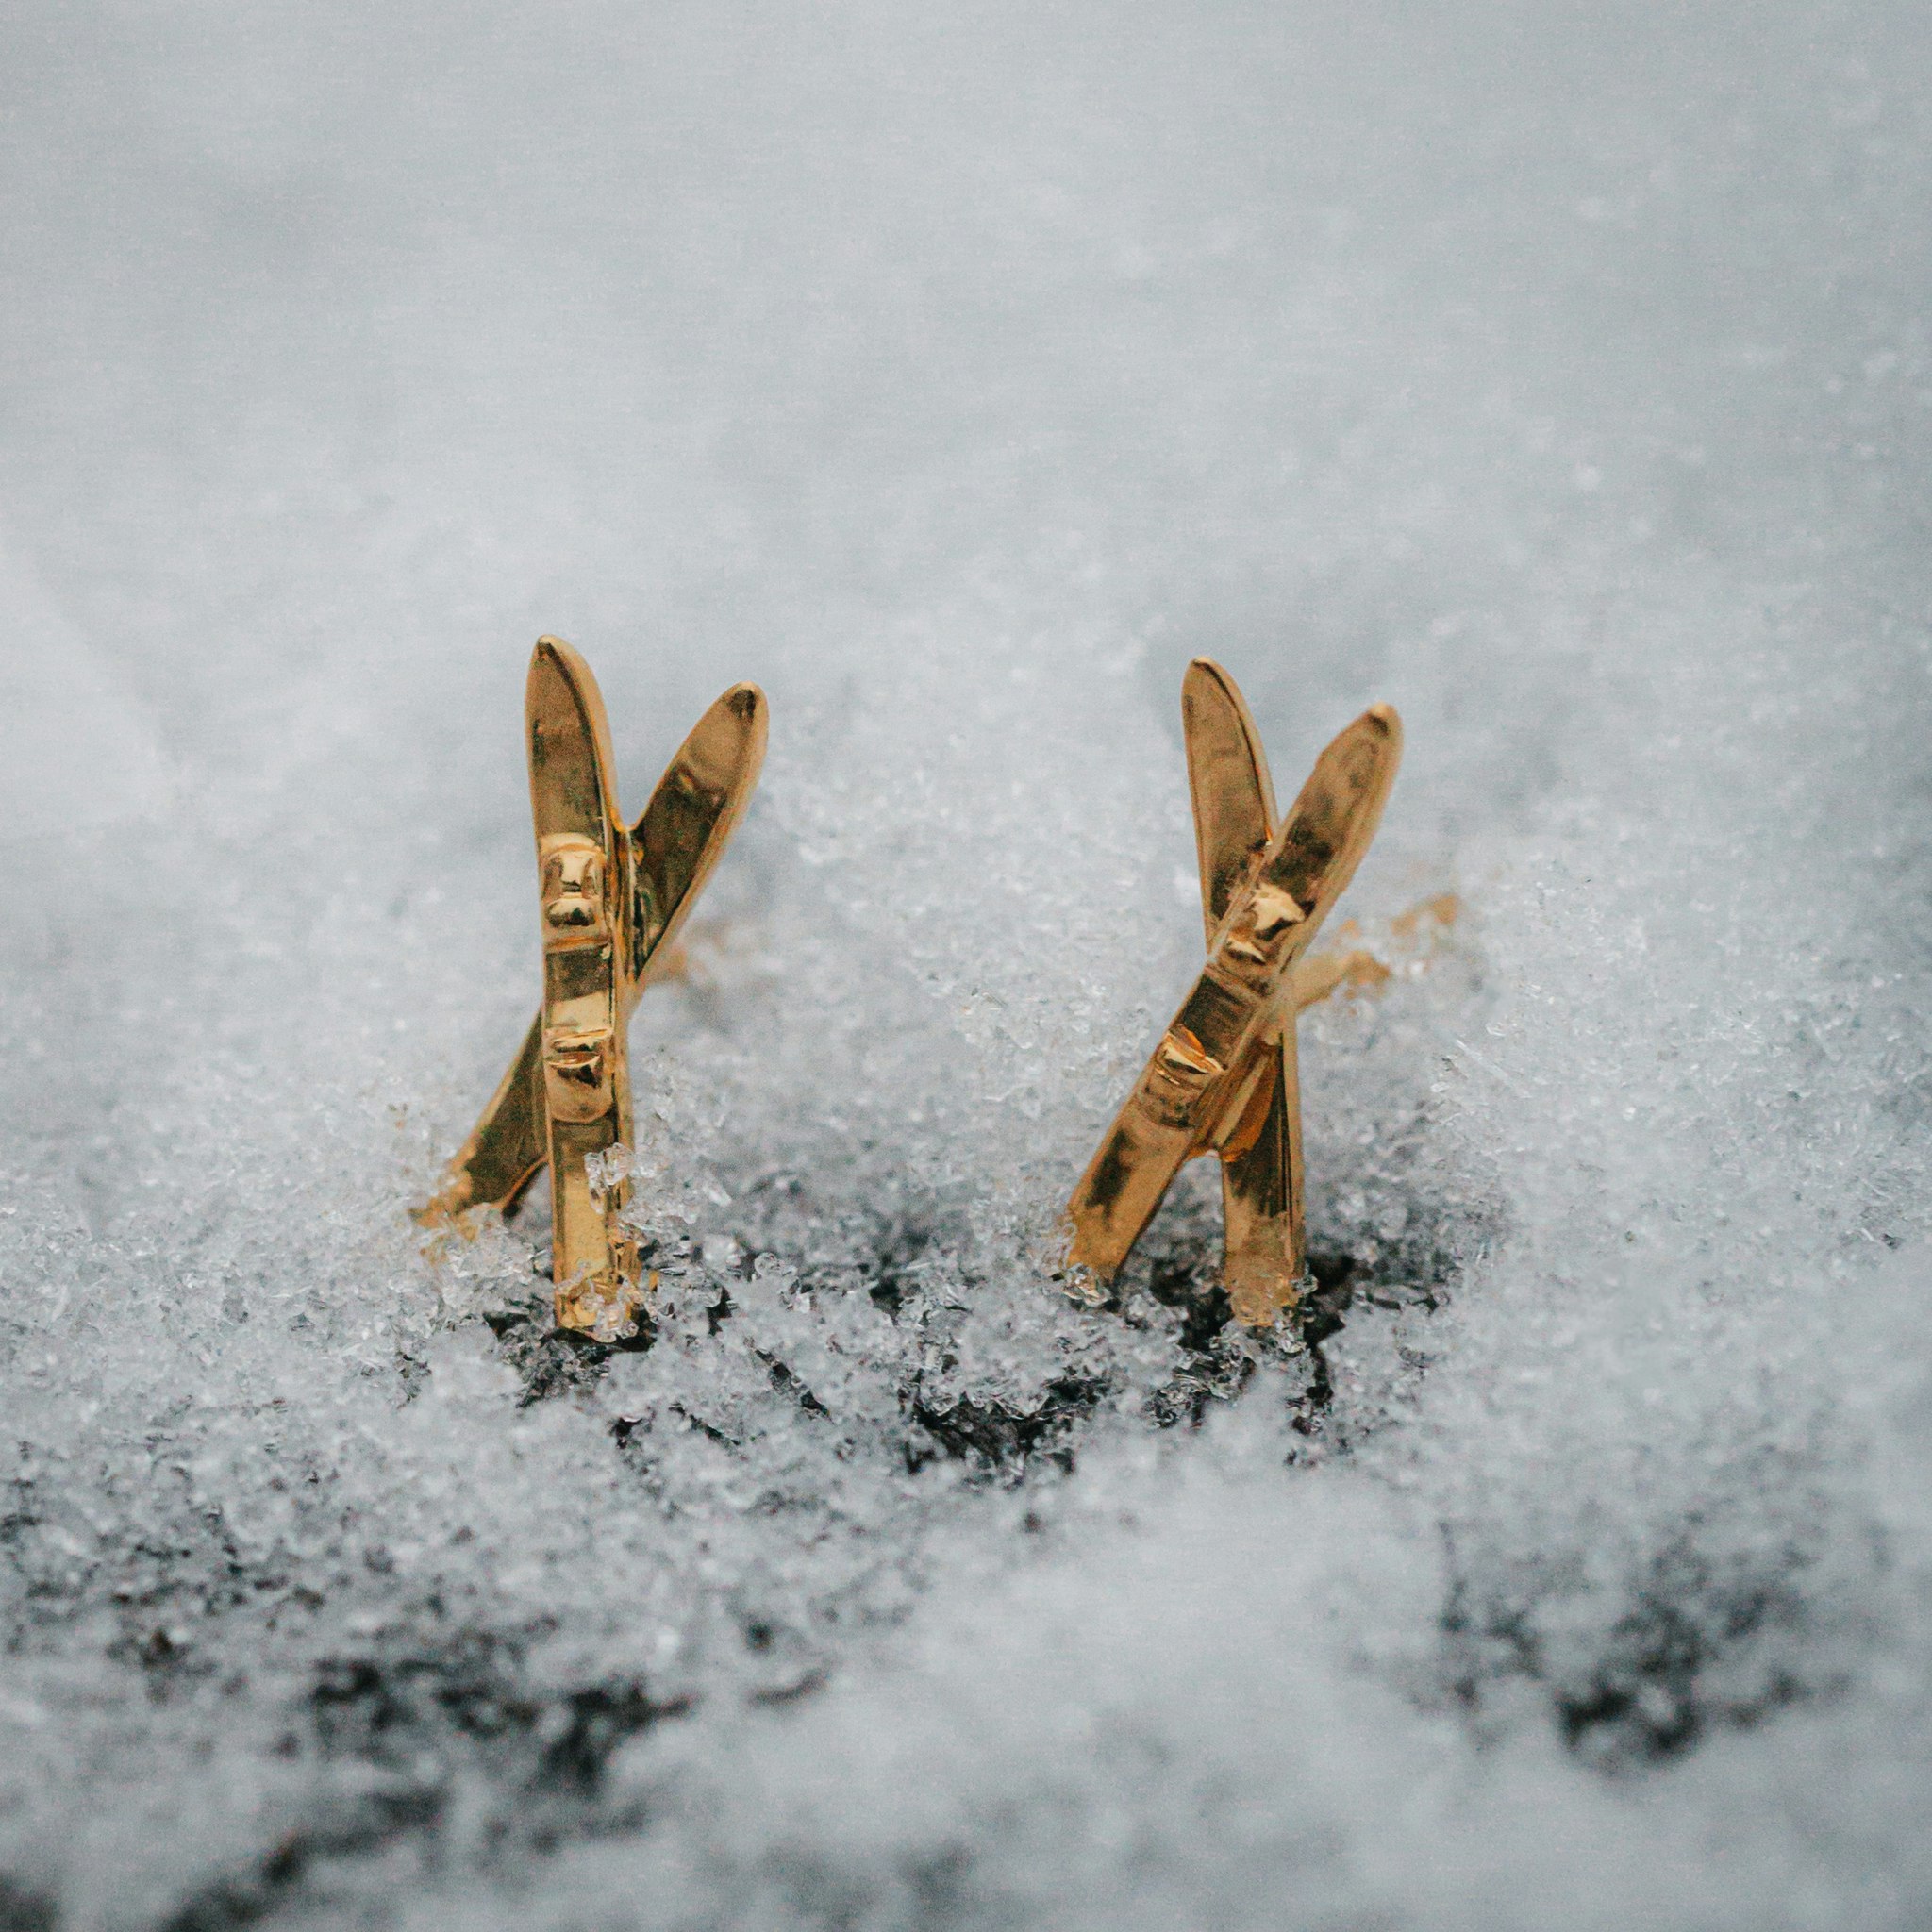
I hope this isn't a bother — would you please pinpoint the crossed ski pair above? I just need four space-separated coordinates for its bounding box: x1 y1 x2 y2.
1064 664 1401 1324
419 642 1398 1336
415 640 765 1338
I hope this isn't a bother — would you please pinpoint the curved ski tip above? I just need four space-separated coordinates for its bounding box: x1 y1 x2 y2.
1181 657 1244 710
1184 655 1235 686
530 633 595 691
527 637 614 749
1362 701 1404 754
710 679 769 753
1347 704 1405 802
712 681 769 769
1181 657 1259 733
641 681 770 824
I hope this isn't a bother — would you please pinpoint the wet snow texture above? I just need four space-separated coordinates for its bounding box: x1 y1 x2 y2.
4 1 1932 1925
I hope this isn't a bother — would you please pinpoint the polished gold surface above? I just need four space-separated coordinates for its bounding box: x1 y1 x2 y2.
528 639 636 1333
1065 659 1401 1324
416 641 766 1338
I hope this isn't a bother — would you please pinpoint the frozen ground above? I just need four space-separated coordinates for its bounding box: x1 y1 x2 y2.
3 1 1932 1925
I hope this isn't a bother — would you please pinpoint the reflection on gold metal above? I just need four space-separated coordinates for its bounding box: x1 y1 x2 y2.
1064 660 1402 1326
416 640 766 1339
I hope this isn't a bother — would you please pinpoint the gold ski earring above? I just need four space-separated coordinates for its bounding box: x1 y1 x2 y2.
417 638 766 1339
1063 659 1401 1326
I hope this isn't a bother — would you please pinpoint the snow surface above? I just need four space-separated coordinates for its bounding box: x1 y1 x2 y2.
4 1 1932 1924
